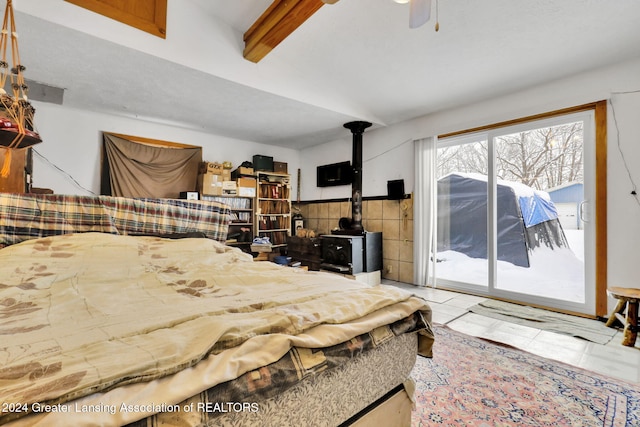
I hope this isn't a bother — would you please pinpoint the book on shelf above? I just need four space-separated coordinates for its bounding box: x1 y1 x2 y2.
229 211 251 223
259 200 290 215
259 182 290 199
259 230 288 245
258 217 271 230
202 196 251 210
258 216 290 230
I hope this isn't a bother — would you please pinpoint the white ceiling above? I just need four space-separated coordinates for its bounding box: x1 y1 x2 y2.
13 0 640 149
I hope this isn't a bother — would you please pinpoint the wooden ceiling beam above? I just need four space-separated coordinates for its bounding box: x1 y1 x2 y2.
243 0 328 63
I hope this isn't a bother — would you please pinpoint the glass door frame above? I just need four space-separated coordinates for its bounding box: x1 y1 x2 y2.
433 103 607 317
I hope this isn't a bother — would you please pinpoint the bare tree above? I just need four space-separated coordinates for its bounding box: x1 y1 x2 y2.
437 121 583 190
437 141 487 178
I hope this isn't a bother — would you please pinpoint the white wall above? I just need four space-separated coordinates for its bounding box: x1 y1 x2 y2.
300 57 640 296
299 125 414 201
30 102 300 195
604 79 640 293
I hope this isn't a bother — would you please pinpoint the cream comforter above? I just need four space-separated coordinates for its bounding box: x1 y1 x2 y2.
0 233 432 426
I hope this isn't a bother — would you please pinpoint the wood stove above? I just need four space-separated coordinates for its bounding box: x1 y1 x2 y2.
320 121 383 275
321 232 382 275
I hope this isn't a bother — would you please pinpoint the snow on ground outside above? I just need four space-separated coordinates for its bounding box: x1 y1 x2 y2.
435 230 585 303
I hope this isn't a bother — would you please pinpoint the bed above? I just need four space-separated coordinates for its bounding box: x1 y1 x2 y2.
0 194 433 427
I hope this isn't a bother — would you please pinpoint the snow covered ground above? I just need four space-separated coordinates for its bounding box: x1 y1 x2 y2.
435 230 586 303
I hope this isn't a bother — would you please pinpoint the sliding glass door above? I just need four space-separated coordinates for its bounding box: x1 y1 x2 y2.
435 111 596 315
436 133 489 288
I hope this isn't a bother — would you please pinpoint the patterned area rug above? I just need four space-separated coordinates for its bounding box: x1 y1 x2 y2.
411 325 640 426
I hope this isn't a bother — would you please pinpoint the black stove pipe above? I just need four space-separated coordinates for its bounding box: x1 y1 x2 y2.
343 121 372 232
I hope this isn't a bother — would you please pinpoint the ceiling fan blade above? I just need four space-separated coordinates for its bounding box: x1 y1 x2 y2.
409 0 431 28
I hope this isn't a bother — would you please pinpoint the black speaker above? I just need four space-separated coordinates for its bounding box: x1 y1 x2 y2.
387 179 405 200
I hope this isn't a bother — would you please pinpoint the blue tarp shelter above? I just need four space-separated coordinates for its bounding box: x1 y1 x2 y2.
437 173 568 268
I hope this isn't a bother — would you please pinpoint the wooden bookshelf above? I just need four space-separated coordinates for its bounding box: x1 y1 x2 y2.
202 195 254 249
254 171 291 247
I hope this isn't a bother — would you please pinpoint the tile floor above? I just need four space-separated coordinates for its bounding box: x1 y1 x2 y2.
386 280 640 384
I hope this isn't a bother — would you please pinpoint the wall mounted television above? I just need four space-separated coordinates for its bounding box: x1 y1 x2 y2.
317 161 353 187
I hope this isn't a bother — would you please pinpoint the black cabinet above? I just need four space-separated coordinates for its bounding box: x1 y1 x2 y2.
286 236 322 270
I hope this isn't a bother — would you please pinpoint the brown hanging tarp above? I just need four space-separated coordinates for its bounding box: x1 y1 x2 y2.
103 133 202 199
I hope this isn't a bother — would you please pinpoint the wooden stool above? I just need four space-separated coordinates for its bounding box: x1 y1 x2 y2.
606 287 640 347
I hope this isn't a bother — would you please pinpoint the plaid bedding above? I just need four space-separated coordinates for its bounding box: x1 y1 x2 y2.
0 193 231 247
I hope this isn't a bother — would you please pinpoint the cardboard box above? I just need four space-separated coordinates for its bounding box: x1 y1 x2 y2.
237 177 256 188
231 167 254 180
237 166 254 175
222 188 237 196
222 181 237 190
200 161 224 175
237 177 256 197
198 173 222 196
221 169 231 181
238 186 256 197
